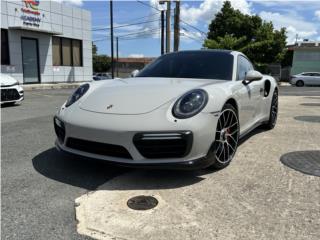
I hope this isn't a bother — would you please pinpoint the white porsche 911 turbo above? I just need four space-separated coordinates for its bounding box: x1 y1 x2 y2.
54 50 278 170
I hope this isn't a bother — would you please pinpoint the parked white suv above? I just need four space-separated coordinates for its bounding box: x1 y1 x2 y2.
0 73 24 105
290 72 320 86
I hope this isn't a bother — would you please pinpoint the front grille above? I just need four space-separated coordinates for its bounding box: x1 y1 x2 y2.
66 137 133 159
133 131 193 159
1 89 20 102
54 117 66 143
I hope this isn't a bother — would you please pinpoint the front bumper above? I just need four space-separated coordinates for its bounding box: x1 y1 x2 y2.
0 85 24 104
54 103 219 169
55 139 214 170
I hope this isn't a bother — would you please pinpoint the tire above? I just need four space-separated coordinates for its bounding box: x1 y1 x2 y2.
264 89 278 130
207 103 240 169
296 80 304 87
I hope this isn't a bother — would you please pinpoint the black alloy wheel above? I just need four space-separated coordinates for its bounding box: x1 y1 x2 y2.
264 90 278 129
209 104 239 169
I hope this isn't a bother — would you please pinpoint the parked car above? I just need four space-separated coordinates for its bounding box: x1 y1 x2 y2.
93 73 112 81
54 50 278 170
0 73 24 105
290 72 320 86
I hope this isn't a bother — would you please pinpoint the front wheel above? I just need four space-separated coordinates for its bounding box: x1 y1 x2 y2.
208 104 239 169
264 89 278 130
296 80 304 87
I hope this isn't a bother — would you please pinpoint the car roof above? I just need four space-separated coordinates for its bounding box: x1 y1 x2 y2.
168 49 246 58
173 49 233 54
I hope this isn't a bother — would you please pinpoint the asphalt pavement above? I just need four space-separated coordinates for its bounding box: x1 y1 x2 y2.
1 85 320 239
1 89 129 240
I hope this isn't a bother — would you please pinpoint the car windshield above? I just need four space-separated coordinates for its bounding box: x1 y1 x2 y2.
137 51 234 80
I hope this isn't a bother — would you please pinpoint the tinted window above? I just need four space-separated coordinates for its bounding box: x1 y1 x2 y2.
302 73 311 76
237 56 254 80
310 73 320 76
137 51 234 80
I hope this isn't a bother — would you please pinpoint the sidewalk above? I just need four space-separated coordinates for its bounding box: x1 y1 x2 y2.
22 82 90 91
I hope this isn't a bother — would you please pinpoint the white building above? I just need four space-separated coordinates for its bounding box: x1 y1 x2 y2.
1 0 92 84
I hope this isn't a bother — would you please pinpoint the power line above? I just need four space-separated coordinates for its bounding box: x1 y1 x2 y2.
180 19 207 36
92 19 159 31
136 0 160 12
93 28 161 42
135 0 207 42
117 27 161 38
181 26 206 41
181 34 204 44
116 12 160 25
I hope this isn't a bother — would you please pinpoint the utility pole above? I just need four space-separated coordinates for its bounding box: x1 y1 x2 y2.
116 36 119 77
165 0 171 53
173 0 180 52
109 0 114 78
161 10 165 55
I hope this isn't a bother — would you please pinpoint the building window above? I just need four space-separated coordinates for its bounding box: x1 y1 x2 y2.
62 38 72 66
1 29 10 65
52 37 61 66
72 39 82 66
52 37 82 67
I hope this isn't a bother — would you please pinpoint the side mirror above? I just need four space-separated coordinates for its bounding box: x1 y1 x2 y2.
131 69 139 77
245 70 263 82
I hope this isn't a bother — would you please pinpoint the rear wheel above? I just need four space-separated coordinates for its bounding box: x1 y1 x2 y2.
208 104 239 169
296 80 304 87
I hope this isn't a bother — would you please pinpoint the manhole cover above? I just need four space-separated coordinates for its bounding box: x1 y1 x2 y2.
280 151 320 177
300 103 320 107
127 195 158 210
294 116 320 123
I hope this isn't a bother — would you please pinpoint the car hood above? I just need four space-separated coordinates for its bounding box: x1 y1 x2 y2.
79 77 227 114
0 73 18 86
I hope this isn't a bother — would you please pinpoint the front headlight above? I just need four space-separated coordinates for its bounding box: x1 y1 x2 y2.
172 89 208 119
65 83 90 107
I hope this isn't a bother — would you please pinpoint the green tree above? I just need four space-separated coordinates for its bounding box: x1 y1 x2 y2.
91 43 111 73
93 55 111 73
92 43 98 55
204 1 287 67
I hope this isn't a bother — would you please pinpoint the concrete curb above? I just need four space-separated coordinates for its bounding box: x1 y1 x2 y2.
22 82 90 91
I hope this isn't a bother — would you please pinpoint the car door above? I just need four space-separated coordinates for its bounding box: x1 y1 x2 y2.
302 73 313 85
315 73 320 85
234 56 261 133
310 73 320 85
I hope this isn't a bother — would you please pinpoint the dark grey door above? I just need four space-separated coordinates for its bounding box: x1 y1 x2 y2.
22 38 40 84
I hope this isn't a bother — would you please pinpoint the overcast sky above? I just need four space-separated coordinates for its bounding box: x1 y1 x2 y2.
64 0 320 57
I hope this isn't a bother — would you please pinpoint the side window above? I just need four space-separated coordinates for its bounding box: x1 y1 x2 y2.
237 56 253 80
310 73 320 76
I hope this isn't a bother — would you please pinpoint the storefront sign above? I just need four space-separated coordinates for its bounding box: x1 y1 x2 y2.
21 0 41 27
